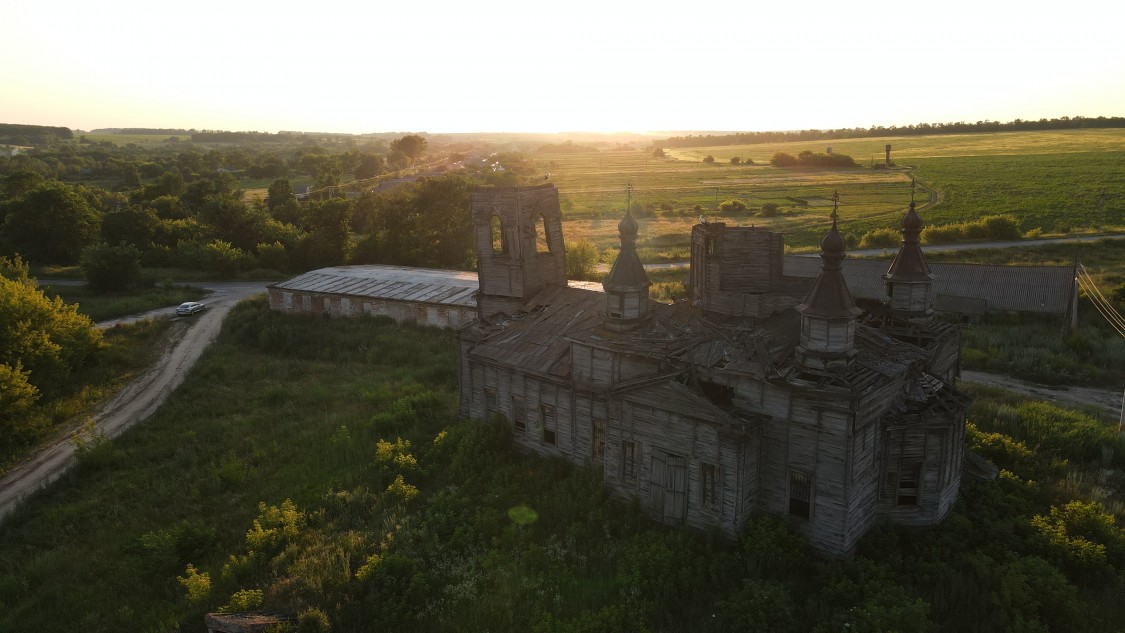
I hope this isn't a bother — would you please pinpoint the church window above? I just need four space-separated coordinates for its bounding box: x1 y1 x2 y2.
484 388 497 418
788 470 811 519
592 419 606 461
490 214 506 255
701 462 719 510
534 214 550 253
541 404 556 445
897 463 920 506
622 440 637 482
511 395 526 432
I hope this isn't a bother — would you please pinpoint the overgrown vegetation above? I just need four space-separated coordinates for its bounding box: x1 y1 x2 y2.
2 300 1122 631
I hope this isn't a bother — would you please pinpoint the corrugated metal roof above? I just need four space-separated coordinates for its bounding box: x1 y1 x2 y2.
270 265 480 307
271 265 604 310
784 256 1073 315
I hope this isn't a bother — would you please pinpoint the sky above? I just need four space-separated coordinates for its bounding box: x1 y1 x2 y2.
3 0 1123 135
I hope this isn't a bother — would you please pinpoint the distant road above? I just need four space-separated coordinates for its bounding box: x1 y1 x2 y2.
0 281 269 522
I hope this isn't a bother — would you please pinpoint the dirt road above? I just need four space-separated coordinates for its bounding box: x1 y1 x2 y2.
960 370 1122 418
0 283 268 522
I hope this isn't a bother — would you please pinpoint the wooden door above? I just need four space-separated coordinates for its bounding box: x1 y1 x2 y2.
649 452 687 524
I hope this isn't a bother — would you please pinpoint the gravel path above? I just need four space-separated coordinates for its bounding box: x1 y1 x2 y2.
0 283 268 522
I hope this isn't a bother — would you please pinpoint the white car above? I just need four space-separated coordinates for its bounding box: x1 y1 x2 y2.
176 301 206 316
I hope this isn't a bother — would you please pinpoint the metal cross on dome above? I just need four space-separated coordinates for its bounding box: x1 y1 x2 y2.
831 190 840 220
911 178 916 204
625 182 633 211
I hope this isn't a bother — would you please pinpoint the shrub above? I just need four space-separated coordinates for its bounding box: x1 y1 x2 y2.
81 242 144 291
718 199 747 214
759 203 780 217
298 608 332 633
770 152 797 167
730 157 741 165
256 241 289 272
566 239 599 281
177 564 212 603
702 155 715 164
858 227 901 249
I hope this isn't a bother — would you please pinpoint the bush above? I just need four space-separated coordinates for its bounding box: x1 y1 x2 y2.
858 227 901 249
702 155 715 164
758 203 780 217
718 199 747 214
80 242 144 291
730 157 741 165
256 241 289 273
921 215 1022 244
566 239 599 281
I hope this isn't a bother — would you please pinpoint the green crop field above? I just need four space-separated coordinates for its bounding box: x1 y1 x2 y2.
543 129 1125 259
79 133 192 146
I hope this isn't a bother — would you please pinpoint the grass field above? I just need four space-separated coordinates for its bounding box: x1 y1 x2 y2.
40 284 208 321
2 301 1124 631
543 129 1125 259
78 133 192 146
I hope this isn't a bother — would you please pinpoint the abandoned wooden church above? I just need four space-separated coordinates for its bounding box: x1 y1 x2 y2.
458 183 969 557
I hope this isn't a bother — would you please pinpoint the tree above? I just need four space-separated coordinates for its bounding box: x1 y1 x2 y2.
292 198 353 270
0 361 39 445
566 239 599 281
702 155 715 164
0 256 101 395
267 178 293 211
360 175 475 269
652 147 666 158
1 182 100 264
389 135 428 165
81 242 144 291
101 205 160 250
355 154 386 180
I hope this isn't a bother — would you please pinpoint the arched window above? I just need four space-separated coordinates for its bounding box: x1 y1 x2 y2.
534 214 551 253
490 214 506 255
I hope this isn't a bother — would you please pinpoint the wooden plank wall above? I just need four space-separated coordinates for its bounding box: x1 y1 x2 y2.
268 288 476 328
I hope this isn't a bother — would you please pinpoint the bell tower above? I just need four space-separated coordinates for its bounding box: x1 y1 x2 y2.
472 184 567 318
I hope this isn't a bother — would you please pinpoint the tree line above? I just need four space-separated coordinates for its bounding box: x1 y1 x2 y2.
657 115 1125 149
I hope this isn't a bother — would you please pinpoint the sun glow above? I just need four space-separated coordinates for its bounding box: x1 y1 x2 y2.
3 0 1123 133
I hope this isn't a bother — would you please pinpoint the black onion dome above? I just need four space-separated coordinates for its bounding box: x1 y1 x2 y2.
902 201 922 233
618 210 638 237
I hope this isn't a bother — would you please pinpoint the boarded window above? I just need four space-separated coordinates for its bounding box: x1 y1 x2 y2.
541 404 556 445
592 419 606 461
490 214 506 254
789 470 811 519
484 388 497 419
897 463 921 506
607 294 623 318
511 395 526 432
701 462 719 510
622 440 637 482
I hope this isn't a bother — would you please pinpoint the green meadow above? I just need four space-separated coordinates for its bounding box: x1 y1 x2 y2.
544 129 1125 258
2 301 1124 631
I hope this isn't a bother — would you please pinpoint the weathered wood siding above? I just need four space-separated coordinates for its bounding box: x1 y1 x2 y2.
601 399 746 537
879 417 962 525
268 287 475 328
689 224 810 318
472 184 567 316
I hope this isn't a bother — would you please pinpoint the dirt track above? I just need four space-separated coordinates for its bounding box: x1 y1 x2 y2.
0 284 266 522
960 370 1122 418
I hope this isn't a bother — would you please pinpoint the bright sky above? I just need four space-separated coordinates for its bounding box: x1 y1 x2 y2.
3 0 1123 135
